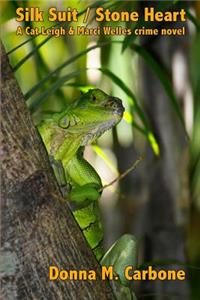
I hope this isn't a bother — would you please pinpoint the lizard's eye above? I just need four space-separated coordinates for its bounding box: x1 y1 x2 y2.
92 95 97 102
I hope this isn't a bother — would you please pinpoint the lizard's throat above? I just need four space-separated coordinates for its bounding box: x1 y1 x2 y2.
81 119 118 146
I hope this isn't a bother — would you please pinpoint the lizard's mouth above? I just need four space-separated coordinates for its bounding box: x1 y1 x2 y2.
105 97 125 118
81 96 124 146
81 113 124 146
114 106 125 117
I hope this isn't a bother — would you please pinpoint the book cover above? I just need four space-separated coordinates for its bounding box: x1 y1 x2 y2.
1 1 200 299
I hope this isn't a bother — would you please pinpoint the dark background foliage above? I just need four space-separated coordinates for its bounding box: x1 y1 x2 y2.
1 1 200 299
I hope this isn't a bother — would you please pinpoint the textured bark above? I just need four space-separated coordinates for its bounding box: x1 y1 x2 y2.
0 42 114 300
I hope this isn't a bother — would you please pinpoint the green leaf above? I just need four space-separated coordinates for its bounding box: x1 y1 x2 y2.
186 9 200 32
148 132 160 156
92 145 119 176
123 111 146 135
98 67 160 155
98 68 148 127
10 0 115 69
24 41 111 100
132 44 186 132
7 36 36 55
122 1 174 52
7 21 62 56
28 70 84 113
13 35 53 71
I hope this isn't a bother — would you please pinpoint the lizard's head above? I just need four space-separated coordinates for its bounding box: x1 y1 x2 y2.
59 89 125 145
77 89 124 117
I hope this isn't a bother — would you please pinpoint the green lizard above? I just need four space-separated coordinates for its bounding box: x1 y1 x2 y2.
38 89 137 299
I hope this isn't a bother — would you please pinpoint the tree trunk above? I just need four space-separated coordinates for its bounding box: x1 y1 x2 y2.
0 42 114 300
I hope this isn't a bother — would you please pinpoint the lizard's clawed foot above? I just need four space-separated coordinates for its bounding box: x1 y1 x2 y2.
70 183 101 203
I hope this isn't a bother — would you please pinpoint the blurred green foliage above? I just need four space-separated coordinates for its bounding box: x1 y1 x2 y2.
1 0 200 298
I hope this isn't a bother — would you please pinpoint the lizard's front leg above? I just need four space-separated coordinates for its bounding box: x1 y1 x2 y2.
64 148 104 260
62 148 138 298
